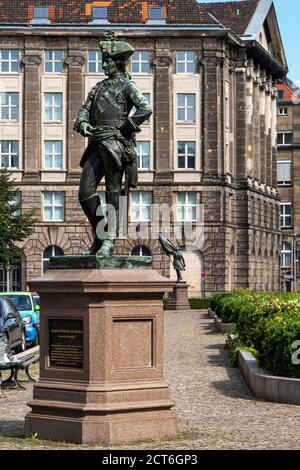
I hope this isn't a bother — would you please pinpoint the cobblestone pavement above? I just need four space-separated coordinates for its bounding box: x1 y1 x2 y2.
1 310 300 450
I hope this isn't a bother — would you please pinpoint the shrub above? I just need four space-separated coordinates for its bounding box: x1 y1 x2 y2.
210 291 300 378
189 298 211 310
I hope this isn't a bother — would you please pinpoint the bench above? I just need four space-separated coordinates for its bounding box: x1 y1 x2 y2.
0 337 40 391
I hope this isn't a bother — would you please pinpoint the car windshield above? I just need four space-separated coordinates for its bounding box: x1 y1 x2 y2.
8 295 32 311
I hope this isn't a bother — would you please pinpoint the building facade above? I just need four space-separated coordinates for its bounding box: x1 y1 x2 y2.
277 80 300 291
0 0 287 296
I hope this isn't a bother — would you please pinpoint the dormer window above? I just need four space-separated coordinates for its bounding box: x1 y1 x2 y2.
31 6 50 24
148 7 165 24
149 7 163 20
93 7 108 20
90 6 109 24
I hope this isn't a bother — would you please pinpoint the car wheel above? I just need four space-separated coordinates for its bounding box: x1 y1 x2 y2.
15 329 26 353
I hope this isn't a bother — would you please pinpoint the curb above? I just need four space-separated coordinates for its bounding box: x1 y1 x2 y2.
207 308 236 334
238 349 300 405
208 308 300 405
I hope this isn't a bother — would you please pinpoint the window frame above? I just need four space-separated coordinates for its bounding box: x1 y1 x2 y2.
177 192 197 222
44 141 63 170
0 140 19 169
278 107 288 116
176 51 196 74
177 141 196 170
44 92 63 122
177 93 196 122
136 141 150 170
43 191 65 222
280 202 292 228
0 49 19 73
130 191 152 222
277 131 293 146
44 50 64 74
277 160 292 186
0 92 19 121
130 51 150 75
87 50 104 74
281 242 292 268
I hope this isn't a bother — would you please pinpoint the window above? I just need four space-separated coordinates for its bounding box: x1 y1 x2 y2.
131 245 152 257
177 141 195 169
177 192 197 222
281 242 292 268
0 92 19 120
43 192 64 222
131 192 151 222
176 51 196 74
43 245 64 273
148 7 164 20
44 141 63 169
277 89 284 100
92 7 108 19
277 132 293 146
131 51 150 74
0 141 19 169
44 93 63 121
0 50 19 73
33 6 49 19
88 50 103 74
278 107 288 116
45 50 64 73
177 94 195 122
136 141 150 170
280 203 292 228
277 161 291 185
11 191 21 217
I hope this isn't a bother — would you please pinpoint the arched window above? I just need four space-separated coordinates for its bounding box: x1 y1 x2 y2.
131 245 152 257
43 245 64 273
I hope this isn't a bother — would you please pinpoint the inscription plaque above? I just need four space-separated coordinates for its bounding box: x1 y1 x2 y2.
49 319 83 369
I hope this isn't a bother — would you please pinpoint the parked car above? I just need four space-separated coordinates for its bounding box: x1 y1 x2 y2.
0 297 26 353
0 292 40 347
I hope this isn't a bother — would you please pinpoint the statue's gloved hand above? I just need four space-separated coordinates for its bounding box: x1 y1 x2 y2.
79 122 96 137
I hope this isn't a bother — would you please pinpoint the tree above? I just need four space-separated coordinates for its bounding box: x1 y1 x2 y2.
0 170 36 267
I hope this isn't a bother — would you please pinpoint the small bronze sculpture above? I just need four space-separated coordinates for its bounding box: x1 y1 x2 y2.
74 32 152 257
159 235 186 283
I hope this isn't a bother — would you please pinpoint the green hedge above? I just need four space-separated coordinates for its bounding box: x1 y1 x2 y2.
211 290 300 378
189 298 211 310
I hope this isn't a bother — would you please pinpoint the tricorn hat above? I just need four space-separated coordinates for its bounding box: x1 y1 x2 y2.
100 32 135 61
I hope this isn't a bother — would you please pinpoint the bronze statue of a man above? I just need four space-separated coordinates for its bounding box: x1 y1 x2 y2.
74 32 152 257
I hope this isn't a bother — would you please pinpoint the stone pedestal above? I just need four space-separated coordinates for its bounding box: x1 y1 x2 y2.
25 266 177 445
165 282 190 311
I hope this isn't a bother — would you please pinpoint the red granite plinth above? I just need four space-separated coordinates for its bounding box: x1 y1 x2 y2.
165 282 190 311
25 269 177 445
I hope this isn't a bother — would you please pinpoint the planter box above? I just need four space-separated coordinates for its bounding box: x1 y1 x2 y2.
239 350 300 405
209 309 300 404
207 308 236 334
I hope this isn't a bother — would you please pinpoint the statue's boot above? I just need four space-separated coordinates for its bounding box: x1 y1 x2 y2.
79 194 105 255
96 191 119 257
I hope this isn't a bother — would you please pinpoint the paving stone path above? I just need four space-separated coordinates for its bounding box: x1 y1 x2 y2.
0 310 300 450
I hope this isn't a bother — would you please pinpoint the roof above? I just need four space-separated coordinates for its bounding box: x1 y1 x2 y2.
0 0 218 25
202 0 260 35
